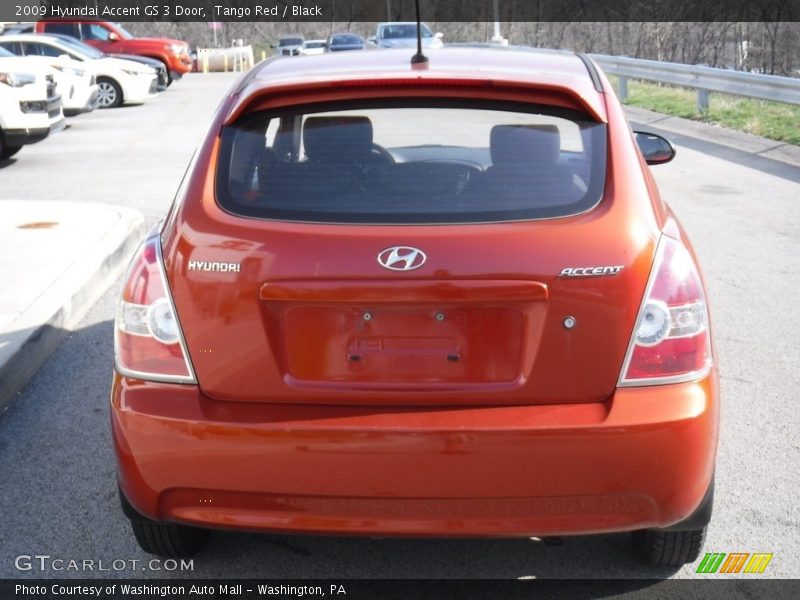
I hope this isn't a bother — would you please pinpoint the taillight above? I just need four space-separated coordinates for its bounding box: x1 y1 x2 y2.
114 235 196 383
619 235 712 386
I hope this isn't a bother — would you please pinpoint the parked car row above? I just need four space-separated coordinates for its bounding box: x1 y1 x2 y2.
7 21 192 83
273 23 445 58
0 21 190 162
274 33 367 56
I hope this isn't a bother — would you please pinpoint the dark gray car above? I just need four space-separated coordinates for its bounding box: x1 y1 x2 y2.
326 33 365 52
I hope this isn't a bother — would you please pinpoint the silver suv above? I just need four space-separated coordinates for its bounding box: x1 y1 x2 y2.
367 22 443 49
276 36 304 56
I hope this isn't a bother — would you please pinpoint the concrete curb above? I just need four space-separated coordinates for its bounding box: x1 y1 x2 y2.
623 105 800 170
0 203 146 415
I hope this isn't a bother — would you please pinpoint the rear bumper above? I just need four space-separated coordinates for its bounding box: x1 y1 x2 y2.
112 370 719 537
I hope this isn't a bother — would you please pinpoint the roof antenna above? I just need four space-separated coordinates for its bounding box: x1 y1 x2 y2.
410 0 429 66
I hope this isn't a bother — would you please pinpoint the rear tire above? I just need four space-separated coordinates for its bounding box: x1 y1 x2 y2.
130 520 209 557
634 476 714 566
120 487 208 557
633 527 707 566
96 77 123 108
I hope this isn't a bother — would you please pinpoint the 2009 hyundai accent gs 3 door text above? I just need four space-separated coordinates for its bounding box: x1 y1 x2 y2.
111 46 719 566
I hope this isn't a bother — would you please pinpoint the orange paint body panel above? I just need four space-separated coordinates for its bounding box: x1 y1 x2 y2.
112 370 718 536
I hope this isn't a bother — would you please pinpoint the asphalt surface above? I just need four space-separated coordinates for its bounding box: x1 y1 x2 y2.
0 72 798 580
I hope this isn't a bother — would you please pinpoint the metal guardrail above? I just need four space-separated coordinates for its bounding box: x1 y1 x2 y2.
589 54 800 110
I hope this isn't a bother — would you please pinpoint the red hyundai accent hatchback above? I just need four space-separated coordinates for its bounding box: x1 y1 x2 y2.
112 46 718 565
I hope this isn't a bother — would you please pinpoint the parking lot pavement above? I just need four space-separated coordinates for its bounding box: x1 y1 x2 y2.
0 72 797 580
0 72 241 222
0 201 144 414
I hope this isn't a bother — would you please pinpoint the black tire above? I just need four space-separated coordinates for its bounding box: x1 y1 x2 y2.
130 519 209 557
633 527 707 566
0 144 23 160
157 61 172 87
96 77 123 108
0 131 13 160
168 69 185 85
119 487 208 557
634 477 714 567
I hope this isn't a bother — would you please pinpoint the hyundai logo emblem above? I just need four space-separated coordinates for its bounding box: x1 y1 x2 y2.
377 246 427 271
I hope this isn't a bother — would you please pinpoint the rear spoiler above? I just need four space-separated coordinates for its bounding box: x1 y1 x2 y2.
224 72 608 126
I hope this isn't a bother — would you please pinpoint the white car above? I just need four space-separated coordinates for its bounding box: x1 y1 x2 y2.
301 40 327 56
0 45 97 115
0 34 156 108
48 57 100 116
0 54 64 160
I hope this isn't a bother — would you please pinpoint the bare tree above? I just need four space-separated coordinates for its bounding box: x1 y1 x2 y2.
125 19 799 77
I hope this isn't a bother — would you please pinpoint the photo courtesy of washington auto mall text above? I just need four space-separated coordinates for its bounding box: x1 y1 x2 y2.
14 583 347 597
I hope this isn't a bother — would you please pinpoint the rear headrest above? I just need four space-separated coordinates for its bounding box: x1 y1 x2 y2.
490 124 561 167
303 116 374 162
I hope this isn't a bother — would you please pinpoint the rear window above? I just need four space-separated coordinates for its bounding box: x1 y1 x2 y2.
217 100 607 224
332 35 362 45
381 24 432 39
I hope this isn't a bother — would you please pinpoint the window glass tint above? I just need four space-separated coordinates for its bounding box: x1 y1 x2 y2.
0 42 21 56
43 22 77 37
24 43 63 58
332 35 362 45
381 24 432 38
114 23 135 39
217 101 607 224
81 23 111 41
51 36 103 59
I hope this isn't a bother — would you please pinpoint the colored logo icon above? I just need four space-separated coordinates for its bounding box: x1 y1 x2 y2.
696 552 773 574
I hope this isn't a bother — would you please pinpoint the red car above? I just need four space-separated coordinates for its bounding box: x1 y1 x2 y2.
34 21 191 83
112 46 719 565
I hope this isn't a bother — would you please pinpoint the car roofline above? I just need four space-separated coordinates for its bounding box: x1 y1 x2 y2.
446 43 605 93
228 46 606 122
